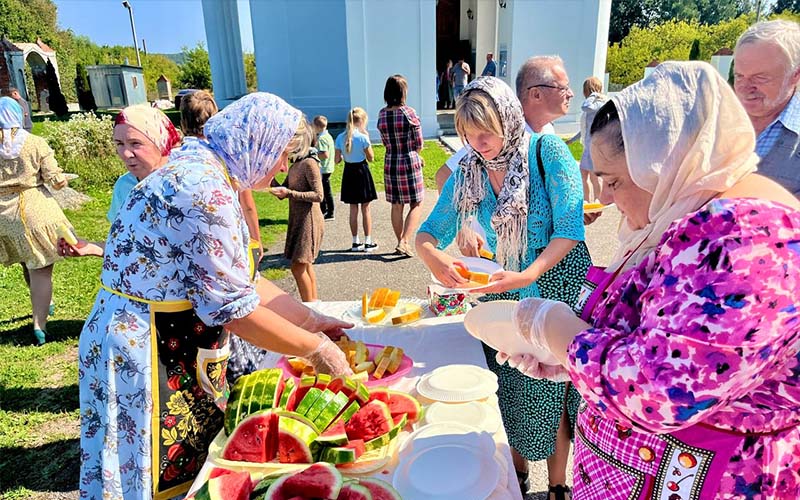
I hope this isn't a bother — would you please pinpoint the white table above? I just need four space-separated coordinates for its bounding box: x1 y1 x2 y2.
188 301 522 500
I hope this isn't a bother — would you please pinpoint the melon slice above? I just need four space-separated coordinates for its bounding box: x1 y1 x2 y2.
386 390 423 424
383 290 401 308
345 401 393 442
314 373 332 391
353 382 370 405
322 445 358 465
390 304 422 325
294 387 323 416
277 378 296 409
364 309 386 324
327 375 357 398
249 473 285 500
304 389 336 422
222 410 278 463
388 413 407 439
192 470 252 500
368 288 389 308
364 432 391 452
233 374 257 431
275 409 321 434
266 462 343 500
252 369 285 414
342 439 366 460
479 247 494 260
313 391 350 431
335 400 361 425
337 483 373 500
359 478 402 500
277 416 318 463
286 374 317 412
361 292 368 318
467 271 490 285
56 223 78 246
315 419 348 447
367 387 390 404
224 376 247 435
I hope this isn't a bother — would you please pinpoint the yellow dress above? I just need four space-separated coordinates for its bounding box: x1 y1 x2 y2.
0 134 69 269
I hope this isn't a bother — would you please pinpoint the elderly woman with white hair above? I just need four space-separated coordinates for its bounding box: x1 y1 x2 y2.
500 62 800 498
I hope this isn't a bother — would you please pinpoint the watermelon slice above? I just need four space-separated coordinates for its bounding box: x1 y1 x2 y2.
275 409 321 434
345 401 393 442
224 376 248 435
386 390 422 424
353 382 370 405
388 413 407 439
288 375 318 412
222 410 278 463
327 375 357 398
277 416 318 463
367 387 390 404
245 371 269 416
322 445 358 465
342 439 366 460
313 391 350 431
314 373 332 390
364 432 391 452
358 478 402 500
304 389 336 422
336 483 373 500
249 472 285 500
294 387 323 416
263 369 286 409
265 462 343 500
277 378 295 409
335 400 361 425
315 419 348 446
193 470 252 500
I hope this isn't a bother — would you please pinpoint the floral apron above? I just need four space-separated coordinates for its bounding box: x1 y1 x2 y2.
98 233 261 499
571 264 794 500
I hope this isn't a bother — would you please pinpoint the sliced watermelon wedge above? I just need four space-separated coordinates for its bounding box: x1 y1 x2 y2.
304 389 336 422
367 387 390 404
277 378 295 409
221 410 278 463
327 375 357 398
335 400 361 425
313 391 350 432
358 478 402 500
345 401 393 442
314 373 332 390
277 416 318 463
336 483 372 500
193 470 252 500
265 462 343 500
322 445 358 465
315 419 348 446
224 376 248 436
386 390 422 424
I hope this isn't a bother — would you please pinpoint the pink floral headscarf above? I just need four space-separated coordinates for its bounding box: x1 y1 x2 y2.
114 104 182 156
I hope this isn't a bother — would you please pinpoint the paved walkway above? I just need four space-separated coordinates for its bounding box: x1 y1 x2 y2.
262 187 621 499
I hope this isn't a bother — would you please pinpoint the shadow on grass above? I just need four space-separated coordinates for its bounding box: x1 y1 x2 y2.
258 216 289 227
0 319 85 346
0 438 80 493
0 384 79 413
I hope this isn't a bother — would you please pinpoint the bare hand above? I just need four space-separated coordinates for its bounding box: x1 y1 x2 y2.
58 237 103 258
472 270 531 294
52 179 68 190
430 253 469 289
270 187 289 200
584 211 601 225
457 228 485 258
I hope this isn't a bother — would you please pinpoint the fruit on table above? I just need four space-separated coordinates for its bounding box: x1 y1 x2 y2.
358 477 403 500
367 287 389 309
277 416 318 463
264 462 343 500
364 309 386 324
189 469 252 500
479 247 494 260
56 223 78 245
383 290 401 308
337 483 372 500
345 400 394 442
221 410 278 463
391 304 423 325
224 368 286 436
386 389 423 424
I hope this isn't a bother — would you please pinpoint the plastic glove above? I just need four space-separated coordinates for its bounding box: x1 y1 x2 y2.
495 351 570 382
299 307 354 341
305 333 353 376
513 298 569 352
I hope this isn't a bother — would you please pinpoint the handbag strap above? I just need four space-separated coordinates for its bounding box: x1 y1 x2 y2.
536 135 546 182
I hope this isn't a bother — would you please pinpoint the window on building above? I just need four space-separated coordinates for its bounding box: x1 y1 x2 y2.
132 76 138 88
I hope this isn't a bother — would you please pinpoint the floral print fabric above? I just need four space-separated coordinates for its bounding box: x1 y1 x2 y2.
79 139 259 499
567 198 800 499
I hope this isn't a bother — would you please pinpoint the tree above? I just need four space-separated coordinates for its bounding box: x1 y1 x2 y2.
773 0 800 14
244 52 257 92
689 39 701 60
177 43 212 90
45 59 68 115
75 63 96 112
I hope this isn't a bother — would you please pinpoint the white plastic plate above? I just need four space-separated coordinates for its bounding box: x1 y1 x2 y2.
430 256 503 291
424 401 502 434
416 364 498 403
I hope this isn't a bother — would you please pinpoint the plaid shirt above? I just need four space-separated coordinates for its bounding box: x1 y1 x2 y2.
756 91 800 158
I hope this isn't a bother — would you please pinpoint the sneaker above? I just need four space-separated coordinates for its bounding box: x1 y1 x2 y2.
324 214 335 221
363 242 379 252
351 243 364 252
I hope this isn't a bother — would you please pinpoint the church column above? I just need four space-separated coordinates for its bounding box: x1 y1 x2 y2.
201 0 247 107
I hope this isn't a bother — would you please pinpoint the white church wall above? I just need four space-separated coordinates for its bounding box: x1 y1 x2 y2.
345 0 439 139
475 0 498 75
250 0 351 121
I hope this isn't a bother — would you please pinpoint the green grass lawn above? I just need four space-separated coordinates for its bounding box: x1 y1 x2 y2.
0 140 450 498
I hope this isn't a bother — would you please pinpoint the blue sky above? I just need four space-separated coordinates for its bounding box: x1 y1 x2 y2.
53 0 254 54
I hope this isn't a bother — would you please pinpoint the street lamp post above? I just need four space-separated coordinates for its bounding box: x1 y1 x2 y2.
121 1 142 67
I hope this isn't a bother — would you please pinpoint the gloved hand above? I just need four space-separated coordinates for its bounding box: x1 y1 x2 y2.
299 308 354 341
305 333 353 376
495 352 570 382
513 297 571 352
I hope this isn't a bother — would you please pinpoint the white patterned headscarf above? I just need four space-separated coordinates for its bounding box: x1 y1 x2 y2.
453 77 530 271
0 97 29 160
608 61 759 270
204 93 301 189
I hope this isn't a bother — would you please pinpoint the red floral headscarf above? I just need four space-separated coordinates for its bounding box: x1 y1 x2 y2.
114 104 182 156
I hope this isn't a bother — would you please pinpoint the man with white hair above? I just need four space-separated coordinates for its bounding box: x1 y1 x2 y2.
734 19 800 197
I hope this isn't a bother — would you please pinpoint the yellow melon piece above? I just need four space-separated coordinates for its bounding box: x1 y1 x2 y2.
361 292 368 318
373 355 392 379
368 288 390 308
468 271 491 285
56 224 78 245
479 248 494 260
455 266 471 280
287 357 309 372
391 304 423 325
584 202 604 211
383 290 401 308
386 347 405 374
365 309 386 324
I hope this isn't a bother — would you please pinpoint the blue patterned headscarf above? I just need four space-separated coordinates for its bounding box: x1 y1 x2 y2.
0 96 28 160
204 92 301 189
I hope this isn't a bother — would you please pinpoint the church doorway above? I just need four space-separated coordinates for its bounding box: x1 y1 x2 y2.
436 0 467 111
24 51 48 112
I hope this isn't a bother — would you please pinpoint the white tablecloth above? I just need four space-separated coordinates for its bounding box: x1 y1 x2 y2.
188 301 521 500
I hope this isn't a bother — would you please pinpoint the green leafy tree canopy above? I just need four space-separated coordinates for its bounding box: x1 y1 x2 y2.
177 43 212 90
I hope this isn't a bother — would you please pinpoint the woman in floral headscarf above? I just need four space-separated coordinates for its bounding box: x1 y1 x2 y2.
78 93 353 500
0 97 70 345
416 77 590 497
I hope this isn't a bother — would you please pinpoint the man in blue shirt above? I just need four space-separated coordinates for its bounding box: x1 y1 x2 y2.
481 53 497 77
734 20 800 197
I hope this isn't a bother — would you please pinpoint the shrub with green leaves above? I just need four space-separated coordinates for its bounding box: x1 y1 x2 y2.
40 112 125 188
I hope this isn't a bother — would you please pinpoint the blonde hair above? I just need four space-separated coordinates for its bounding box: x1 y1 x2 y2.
180 90 218 137
345 107 368 154
454 89 503 142
583 76 603 97
285 115 313 162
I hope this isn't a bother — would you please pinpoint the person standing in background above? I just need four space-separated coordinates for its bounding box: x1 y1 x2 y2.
313 115 336 220
482 52 497 77
452 57 471 100
5 88 32 132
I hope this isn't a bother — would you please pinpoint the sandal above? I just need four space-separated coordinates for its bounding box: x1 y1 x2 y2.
548 484 571 500
516 469 530 495
33 328 46 346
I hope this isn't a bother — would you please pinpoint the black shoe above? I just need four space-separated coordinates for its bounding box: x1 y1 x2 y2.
363 242 378 252
351 243 364 252
324 214 335 221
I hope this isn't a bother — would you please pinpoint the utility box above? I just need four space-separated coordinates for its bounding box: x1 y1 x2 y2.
87 65 146 109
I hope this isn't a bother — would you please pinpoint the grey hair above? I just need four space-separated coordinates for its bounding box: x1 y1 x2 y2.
735 20 800 71
515 55 564 97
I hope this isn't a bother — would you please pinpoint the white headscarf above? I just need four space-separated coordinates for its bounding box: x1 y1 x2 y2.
608 61 759 270
0 96 28 160
204 93 301 189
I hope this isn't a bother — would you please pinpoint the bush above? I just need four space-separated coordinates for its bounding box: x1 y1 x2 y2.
40 112 124 187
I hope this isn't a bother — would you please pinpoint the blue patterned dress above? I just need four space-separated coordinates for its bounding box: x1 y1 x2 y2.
419 133 591 460
78 139 260 500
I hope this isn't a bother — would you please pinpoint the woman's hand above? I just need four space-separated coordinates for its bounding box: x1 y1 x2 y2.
457 227 486 257
496 352 570 382
306 333 354 376
429 253 469 289
58 237 104 258
52 179 68 190
473 270 532 294
270 187 289 200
